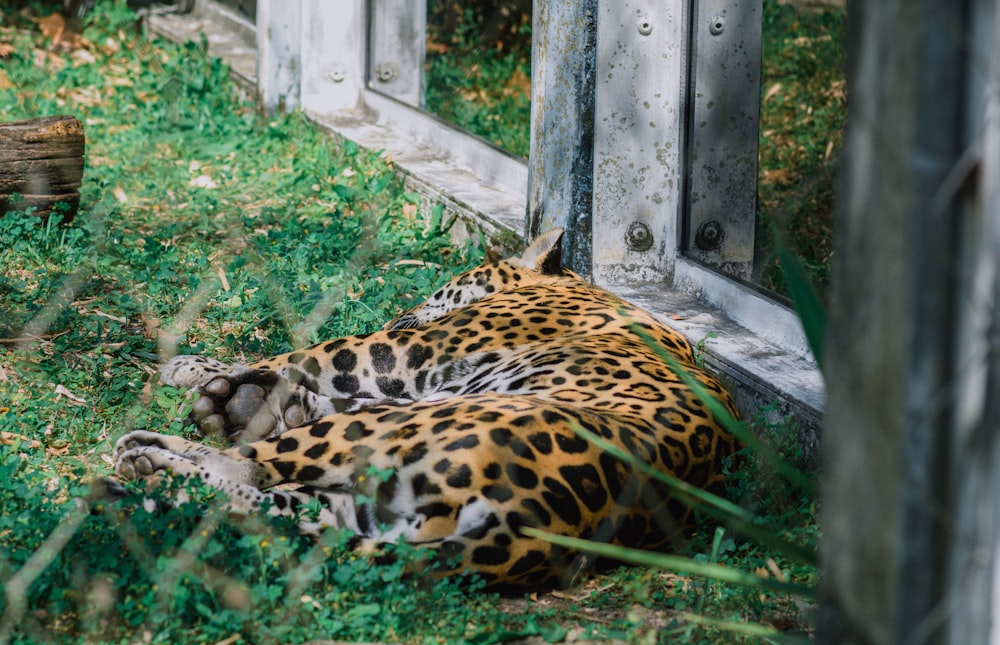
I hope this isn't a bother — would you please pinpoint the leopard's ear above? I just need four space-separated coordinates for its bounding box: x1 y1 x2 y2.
484 245 503 265
519 228 564 275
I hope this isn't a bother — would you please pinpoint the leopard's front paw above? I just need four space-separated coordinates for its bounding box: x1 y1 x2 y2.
161 355 295 442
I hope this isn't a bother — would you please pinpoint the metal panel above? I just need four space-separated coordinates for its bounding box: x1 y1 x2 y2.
256 0 301 114
527 0 599 280
591 0 687 285
685 0 761 280
368 0 426 108
300 0 366 114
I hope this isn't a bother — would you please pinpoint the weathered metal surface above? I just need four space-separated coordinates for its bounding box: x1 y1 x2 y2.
256 0 301 114
820 1 1000 643
368 0 426 108
685 0 761 279
590 0 687 285
300 0 366 114
527 0 598 280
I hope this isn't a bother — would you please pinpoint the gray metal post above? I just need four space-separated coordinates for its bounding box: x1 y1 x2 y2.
820 0 1000 643
684 0 761 280
368 0 427 108
941 1 999 641
256 0 302 114
527 0 599 280
591 0 688 285
528 0 762 285
300 0 366 114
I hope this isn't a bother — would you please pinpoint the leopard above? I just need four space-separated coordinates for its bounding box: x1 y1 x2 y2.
112 228 739 588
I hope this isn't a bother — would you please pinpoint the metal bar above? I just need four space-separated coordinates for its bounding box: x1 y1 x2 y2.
256 0 301 114
590 0 687 285
895 2 973 642
684 0 761 279
527 0 599 280
299 0 366 114
368 0 426 108
942 1 999 642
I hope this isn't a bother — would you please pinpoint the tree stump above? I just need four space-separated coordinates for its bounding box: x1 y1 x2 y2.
0 115 85 222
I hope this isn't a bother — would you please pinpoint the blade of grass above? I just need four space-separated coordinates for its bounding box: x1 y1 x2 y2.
629 323 818 498
773 233 827 371
570 421 817 566
674 612 813 645
521 527 816 599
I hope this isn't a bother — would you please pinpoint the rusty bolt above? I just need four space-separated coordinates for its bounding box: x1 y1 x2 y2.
625 222 654 252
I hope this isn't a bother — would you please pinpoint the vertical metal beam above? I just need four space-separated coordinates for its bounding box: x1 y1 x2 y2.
821 1 1000 643
591 0 687 285
942 1 999 642
527 0 598 280
368 0 427 108
529 0 762 285
894 2 975 642
684 0 761 280
818 0 920 641
256 0 302 114
299 0 366 114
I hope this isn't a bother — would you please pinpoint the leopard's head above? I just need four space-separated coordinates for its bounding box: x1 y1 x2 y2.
386 228 573 330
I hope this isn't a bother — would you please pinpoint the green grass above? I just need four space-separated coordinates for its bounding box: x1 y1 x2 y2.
425 1 532 158
757 1 846 297
0 2 817 642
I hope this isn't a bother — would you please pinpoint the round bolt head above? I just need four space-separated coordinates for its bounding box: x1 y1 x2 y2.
709 15 726 35
328 65 346 83
637 15 653 36
625 222 654 252
694 220 725 251
375 63 398 83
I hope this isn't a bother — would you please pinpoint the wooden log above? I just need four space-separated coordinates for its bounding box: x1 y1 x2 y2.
0 115 85 222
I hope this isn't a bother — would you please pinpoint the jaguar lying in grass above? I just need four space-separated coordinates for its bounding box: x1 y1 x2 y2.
113 228 739 587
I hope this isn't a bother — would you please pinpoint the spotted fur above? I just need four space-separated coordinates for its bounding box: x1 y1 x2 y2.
113 228 738 587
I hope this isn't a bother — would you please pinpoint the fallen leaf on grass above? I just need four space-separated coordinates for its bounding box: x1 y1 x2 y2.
46 442 70 457
54 383 87 405
0 69 12 91
0 431 42 450
189 174 218 189
37 13 66 42
90 309 128 324
36 13 84 51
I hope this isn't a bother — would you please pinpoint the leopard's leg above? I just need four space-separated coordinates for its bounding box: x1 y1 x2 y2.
159 328 447 442
113 430 364 534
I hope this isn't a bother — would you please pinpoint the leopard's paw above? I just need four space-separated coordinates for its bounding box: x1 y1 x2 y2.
114 444 198 482
160 355 294 442
160 355 233 389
